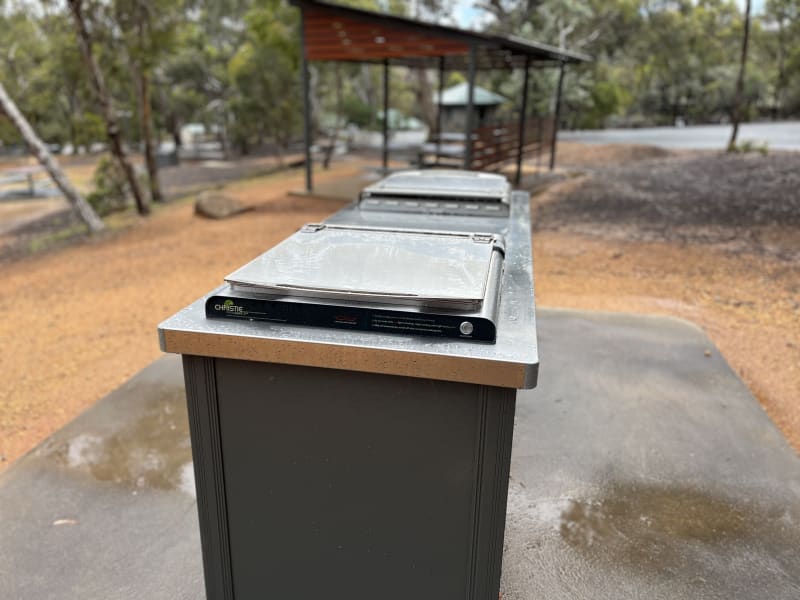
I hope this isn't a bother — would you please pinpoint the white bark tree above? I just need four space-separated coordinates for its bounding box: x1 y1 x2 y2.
0 81 105 233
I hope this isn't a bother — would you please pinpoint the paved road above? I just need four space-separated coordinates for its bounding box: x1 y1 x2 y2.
560 120 800 150
0 154 302 240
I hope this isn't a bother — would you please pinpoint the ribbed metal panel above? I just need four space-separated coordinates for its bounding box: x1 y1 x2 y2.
182 356 234 600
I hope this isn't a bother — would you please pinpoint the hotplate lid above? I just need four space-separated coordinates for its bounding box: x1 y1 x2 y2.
360 170 511 204
225 223 505 310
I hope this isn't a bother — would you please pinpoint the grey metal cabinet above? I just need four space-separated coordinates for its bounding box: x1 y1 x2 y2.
159 171 539 600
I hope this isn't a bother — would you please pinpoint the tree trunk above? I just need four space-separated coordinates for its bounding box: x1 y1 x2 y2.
322 63 343 170
0 82 104 233
728 0 752 152
218 109 230 159
67 94 78 151
67 0 149 215
358 65 376 128
137 63 163 202
157 81 182 150
774 16 786 120
170 114 182 149
414 68 436 130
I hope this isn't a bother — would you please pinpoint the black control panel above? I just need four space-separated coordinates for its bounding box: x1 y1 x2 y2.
205 294 496 342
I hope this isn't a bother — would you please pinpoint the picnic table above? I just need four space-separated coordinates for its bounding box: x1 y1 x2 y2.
417 117 553 173
417 132 467 168
0 165 46 197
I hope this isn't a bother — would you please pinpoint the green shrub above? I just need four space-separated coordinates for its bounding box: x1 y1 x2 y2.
341 95 373 128
86 155 131 216
731 140 769 156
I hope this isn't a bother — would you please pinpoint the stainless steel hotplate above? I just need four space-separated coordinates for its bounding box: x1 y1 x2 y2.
358 170 511 217
224 223 505 311
208 223 506 342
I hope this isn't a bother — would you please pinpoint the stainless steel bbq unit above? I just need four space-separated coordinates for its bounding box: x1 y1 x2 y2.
158 169 539 600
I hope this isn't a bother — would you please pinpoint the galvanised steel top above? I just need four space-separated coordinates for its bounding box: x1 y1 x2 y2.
159 189 538 389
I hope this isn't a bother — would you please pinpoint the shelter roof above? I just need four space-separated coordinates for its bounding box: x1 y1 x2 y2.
436 83 507 106
290 0 591 69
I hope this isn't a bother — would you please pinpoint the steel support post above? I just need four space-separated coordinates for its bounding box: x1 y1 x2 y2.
299 11 313 191
515 56 531 185
436 56 445 164
463 45 477 170
549 61 566 172
382 59 389 172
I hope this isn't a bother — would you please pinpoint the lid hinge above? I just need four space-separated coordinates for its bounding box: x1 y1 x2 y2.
472 233 495 244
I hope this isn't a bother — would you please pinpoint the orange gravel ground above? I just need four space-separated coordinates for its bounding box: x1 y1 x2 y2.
534 229 799 450
1 157 798 473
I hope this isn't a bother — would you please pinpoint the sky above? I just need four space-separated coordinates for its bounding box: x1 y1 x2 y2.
738 0 766 12
451 1 490 31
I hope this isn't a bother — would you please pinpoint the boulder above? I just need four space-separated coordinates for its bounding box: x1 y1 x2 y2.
194 191 251 219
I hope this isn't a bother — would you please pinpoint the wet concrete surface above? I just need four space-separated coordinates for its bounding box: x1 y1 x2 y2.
0 357 203 600
1 309 799 598
40 376 192 493
502 310 800 599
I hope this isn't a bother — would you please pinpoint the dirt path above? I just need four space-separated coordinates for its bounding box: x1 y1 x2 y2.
0 162 359 468
1 150 798 472
0 153 302 259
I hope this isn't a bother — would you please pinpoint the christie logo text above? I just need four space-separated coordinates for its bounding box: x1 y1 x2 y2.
215 299 247 315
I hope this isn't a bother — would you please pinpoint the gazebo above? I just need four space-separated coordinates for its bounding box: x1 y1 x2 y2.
290 0 590 190
436 82 507 132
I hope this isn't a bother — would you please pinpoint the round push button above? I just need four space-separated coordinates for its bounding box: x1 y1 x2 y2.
459 321 474 336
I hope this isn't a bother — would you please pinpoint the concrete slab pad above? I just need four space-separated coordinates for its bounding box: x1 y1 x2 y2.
0 309 798 599
502 310 800 599
0 356 204 600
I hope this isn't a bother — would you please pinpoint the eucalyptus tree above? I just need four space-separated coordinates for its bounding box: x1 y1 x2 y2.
227 0 300 157
728 0 752 150
763 0 800 117
67 0 149 215
39 11 107 150
113 0 183 203
477 0 642 128
0 8 62 144
0 81 105 233
159 0 251 157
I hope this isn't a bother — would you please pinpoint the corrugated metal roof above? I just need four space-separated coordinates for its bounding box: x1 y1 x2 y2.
435 83 507 106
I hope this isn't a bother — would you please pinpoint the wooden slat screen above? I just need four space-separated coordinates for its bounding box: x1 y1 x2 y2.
469 116 553 171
